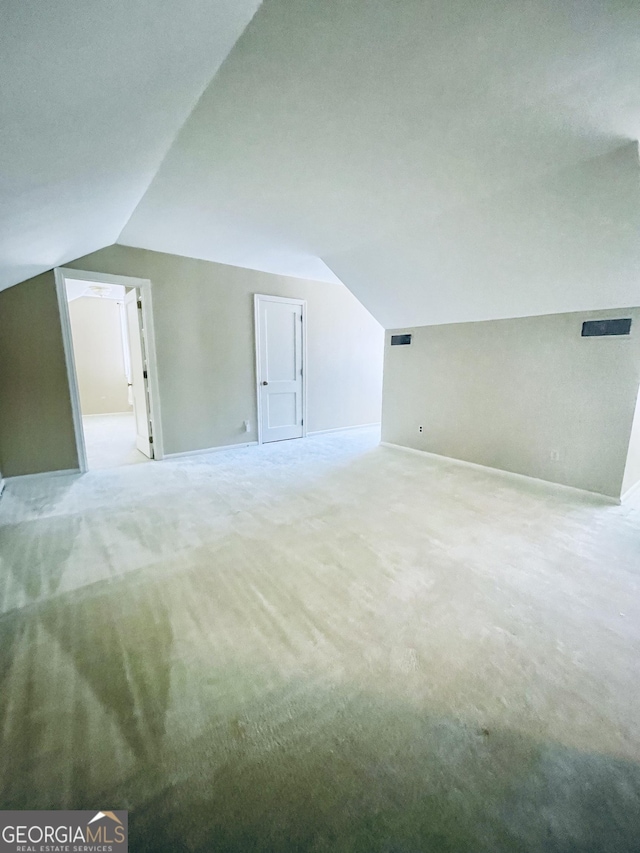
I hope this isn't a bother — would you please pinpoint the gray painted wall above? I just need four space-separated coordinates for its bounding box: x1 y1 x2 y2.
1 248 382 475
382 308 640 499
66 245 383 455
0 273 79 476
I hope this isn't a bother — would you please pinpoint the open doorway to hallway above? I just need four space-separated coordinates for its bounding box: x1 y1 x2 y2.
67 280 147 469
54 268 164 472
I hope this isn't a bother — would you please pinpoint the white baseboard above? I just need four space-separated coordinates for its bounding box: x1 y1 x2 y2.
307 422 381 436
163 441 258 460
165 427 380 458
621 478 640 503
380 442 620 505
6 468 81 483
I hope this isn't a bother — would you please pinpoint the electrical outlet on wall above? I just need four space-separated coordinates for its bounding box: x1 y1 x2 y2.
550 449 561 461
243 420 251 433
419 425 424 433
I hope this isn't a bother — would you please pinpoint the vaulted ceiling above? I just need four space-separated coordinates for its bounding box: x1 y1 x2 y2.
2 0 640 326
0 0 262 290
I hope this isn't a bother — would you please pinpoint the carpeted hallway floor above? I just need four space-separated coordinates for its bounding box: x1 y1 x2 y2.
1 427 639 852
82 412 149 470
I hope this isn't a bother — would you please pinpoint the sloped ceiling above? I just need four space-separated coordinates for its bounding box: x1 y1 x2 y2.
3 0 640 326
0 0 262 291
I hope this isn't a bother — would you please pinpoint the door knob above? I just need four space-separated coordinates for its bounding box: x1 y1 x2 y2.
262 380 269 386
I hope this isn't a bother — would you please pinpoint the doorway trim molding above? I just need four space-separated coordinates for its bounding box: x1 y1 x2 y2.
253 293 308 445
54 267 165 471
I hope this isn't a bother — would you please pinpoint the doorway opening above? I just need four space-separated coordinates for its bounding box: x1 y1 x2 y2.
254 294 307 444
54 268 163 471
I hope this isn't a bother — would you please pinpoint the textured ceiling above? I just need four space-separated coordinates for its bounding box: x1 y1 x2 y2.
3 0 640 325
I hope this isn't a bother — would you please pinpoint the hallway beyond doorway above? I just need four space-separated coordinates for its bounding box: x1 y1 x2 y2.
82 413 148 469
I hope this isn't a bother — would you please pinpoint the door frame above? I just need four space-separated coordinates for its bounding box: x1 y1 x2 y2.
54 266 165 471
253 294 307 445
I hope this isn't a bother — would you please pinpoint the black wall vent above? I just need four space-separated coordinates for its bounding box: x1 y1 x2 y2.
391 334 412 346
581 318 632 337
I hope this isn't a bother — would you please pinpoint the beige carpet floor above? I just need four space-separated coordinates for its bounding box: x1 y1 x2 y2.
0 427 639 851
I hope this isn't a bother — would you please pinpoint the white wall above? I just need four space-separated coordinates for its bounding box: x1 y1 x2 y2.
69 296 131 415
382 308 640 499
622 388 640 499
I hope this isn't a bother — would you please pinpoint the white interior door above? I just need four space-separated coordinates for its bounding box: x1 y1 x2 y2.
256 295 305 443
125 290 153 457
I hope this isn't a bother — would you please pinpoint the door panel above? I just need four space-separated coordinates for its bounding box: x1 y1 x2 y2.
267 309 297 379
125 290 153 458
268 392 297 429
257 297 304 443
